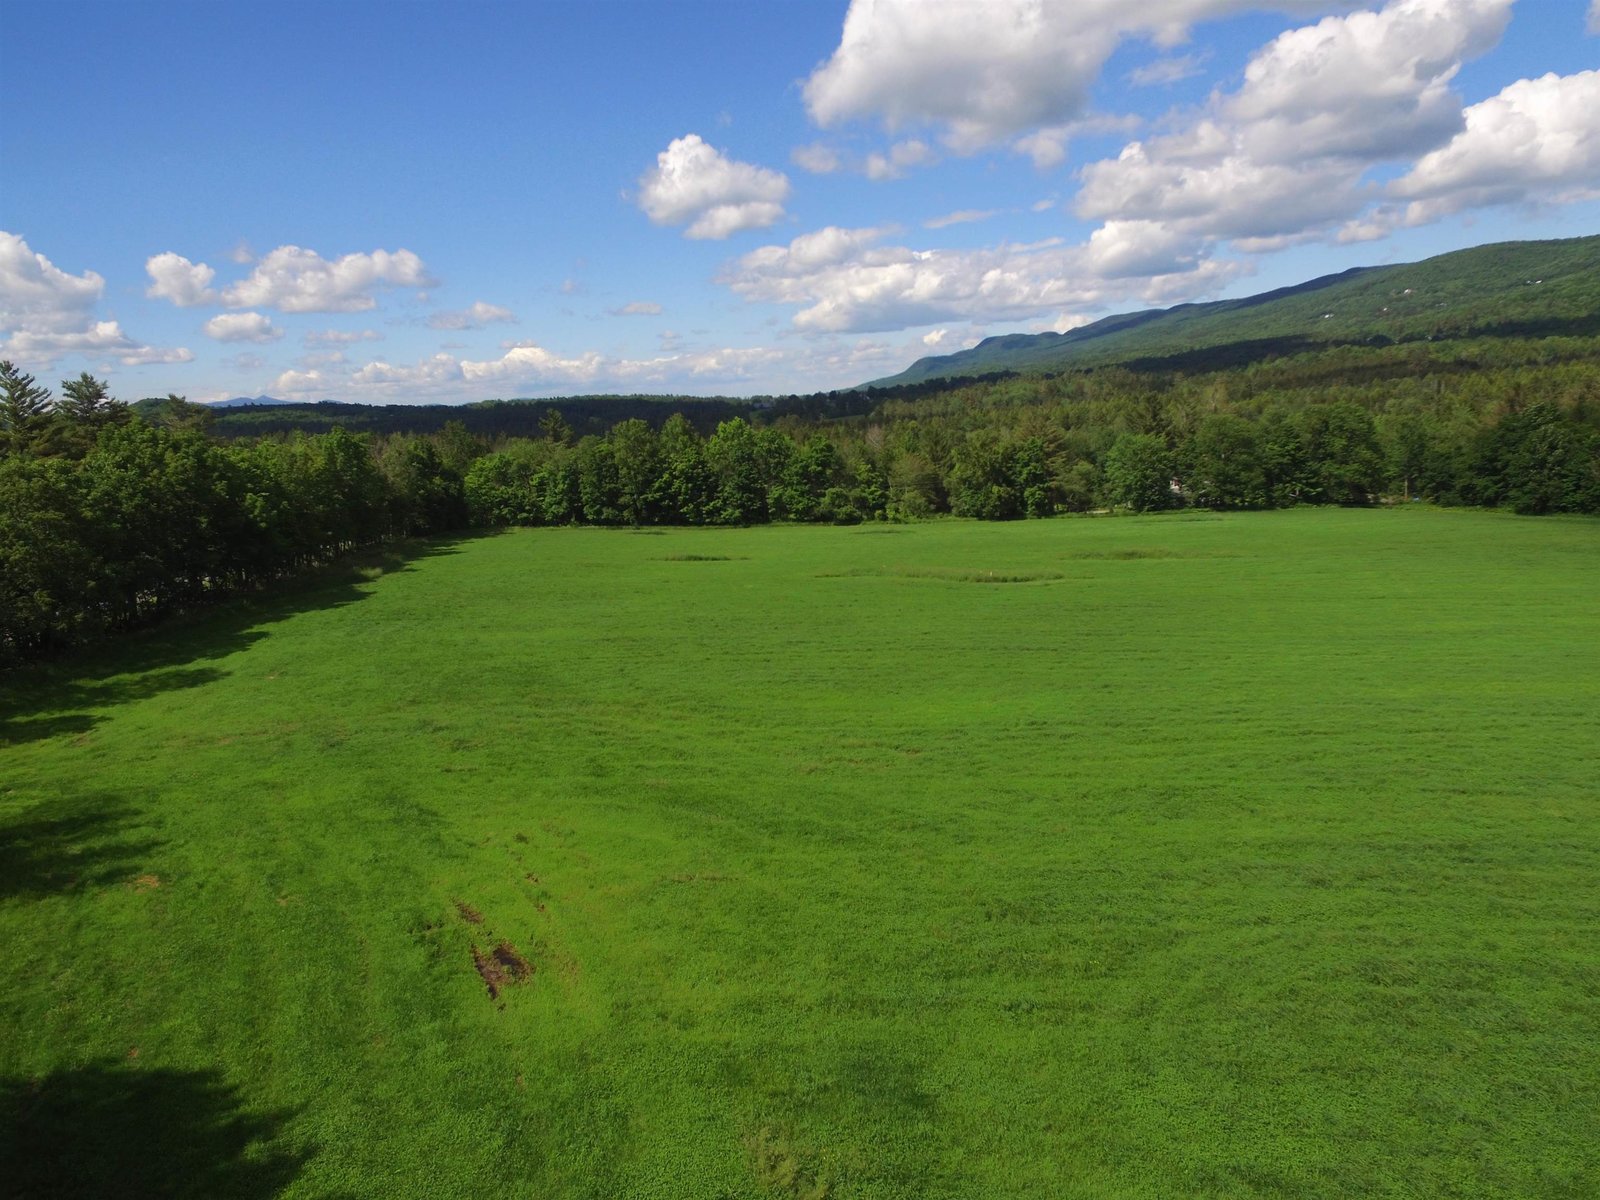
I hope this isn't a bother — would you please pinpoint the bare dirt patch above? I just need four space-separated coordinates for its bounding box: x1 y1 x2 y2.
130 874 162 891
472 940 533 999
454 900 484 925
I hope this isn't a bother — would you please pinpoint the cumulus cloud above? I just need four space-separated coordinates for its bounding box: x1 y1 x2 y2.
612 301 663 316
1076 131 1368 237
224 245 435 312
1225 0 1512 165
1390 70 1600 221
1071 0 1512 254
146 244 436 314
637 134 790 239
1013 114 1142 170
2 231 190 368
427 300 515 330
203 311 283 343
803 0 1347 151
1 230 105 330
720 224 1239 334
864 139 937 181
460 343 605 385
145 252 218 306
5 323 195 367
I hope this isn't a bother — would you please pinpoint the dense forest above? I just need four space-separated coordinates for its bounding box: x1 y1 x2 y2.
4 315 1599 665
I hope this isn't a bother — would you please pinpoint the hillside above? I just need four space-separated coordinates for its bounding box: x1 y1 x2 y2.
865 235 1600 388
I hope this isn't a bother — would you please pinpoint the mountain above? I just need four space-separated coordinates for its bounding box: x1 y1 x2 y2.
206 395 308 408
863 235 1600 389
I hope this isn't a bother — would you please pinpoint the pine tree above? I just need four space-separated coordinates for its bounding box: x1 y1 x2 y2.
0 360 55 457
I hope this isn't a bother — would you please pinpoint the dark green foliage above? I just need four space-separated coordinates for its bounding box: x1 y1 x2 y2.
1103 433 1175 512
1470 403 1600 514
0 360 56 458
705 418 769 525
0 413 459 666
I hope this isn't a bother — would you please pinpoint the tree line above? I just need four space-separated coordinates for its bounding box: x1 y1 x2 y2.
1 362 468 666
4 335 1598 666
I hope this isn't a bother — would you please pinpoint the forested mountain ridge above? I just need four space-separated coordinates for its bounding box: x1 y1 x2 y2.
866 235 1600 388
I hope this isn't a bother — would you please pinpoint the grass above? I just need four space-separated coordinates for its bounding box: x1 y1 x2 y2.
2 508 1598 1198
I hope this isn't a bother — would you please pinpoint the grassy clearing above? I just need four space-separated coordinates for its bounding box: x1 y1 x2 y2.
2 508 1598 1198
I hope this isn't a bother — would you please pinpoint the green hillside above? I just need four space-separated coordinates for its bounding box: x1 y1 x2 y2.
866 235 1600 388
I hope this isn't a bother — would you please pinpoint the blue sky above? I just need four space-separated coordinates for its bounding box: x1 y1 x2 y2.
2 0 1597 403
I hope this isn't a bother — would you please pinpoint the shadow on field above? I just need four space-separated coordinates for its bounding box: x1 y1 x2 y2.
0 1063 312 1199
0 533 485 748
0 796 159 901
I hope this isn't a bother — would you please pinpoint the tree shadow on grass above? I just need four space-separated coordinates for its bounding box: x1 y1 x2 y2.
0 533 488 748
0 1062 311 1199
0 796 159 902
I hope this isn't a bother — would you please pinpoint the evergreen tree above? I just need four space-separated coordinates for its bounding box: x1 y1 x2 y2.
0 360 55 457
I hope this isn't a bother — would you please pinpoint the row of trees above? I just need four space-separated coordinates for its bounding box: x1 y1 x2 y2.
1 362 467 666
460 393 1598 528
4 337 1598 665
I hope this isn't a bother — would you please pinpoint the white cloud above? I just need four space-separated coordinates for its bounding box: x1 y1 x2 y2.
2 232 189 368
1 230 105 330
1012 114 1142 169
203 311 283 343
720 224 1240 334
460 342 605 385
924 209 1000 230
427 300 516 330
1071 0 1513 254
145 252 218 307
803 0 1349 151
5 323 195 367
1226 0 1512 166
1590 0 1600 33
1390 70 1600 221
864 139 937 181
222 245 435 312
612 301 663 316
791 142 843 174
1076 131 1368 238
270 368 330 396
637 134 790 239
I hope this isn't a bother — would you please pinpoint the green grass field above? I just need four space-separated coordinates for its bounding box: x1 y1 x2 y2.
3 508 1598 1198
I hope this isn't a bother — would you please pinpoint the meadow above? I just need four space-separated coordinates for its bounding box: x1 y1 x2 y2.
2 507 1597 1198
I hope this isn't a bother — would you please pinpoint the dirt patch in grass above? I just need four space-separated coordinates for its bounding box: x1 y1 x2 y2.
454 900 484 925
660 554 745 562
130 874 162 891
472 940 534 1000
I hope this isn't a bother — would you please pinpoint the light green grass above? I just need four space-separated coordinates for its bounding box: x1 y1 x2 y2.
3 508 1598 1198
